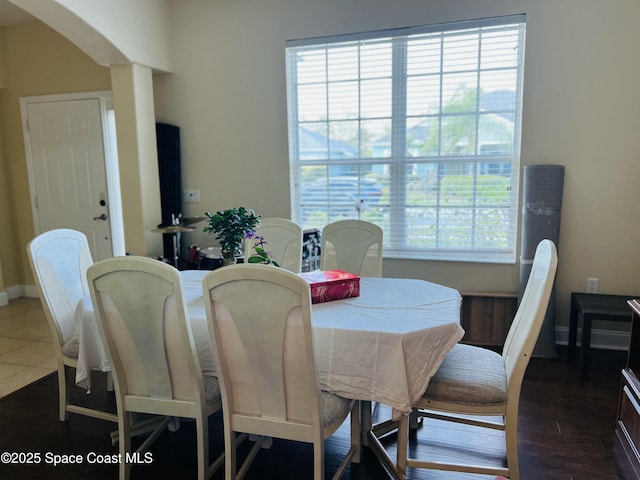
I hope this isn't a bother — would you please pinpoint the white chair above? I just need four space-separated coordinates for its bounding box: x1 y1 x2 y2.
243 217 303 272
385 239 558 480
203 264 360 480
87 256 223 480
27 228 116 423
320 219 383 277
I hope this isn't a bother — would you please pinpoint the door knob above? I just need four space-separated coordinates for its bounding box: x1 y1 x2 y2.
93 213 107 221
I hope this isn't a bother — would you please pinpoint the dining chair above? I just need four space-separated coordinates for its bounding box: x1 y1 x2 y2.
382 239 558 480
243 217 303 272
27 228 117 423
87 256 223 480
320 219 383 277
202 264 361 480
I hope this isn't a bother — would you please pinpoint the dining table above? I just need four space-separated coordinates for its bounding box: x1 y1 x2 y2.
75 269 463 417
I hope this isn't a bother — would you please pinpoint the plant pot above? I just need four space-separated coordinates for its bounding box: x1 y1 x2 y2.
222 251 236 266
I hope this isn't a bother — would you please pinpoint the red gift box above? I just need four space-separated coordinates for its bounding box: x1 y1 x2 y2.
299 270 360 304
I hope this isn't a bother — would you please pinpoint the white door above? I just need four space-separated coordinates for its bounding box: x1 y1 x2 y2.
24 97 113 260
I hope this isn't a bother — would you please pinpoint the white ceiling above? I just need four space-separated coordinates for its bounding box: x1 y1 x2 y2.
0 1 34 26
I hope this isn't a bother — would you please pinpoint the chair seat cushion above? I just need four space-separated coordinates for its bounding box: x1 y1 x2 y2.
203 375 221 404
61 335 79 358
321 391 352 429
422 343 507 406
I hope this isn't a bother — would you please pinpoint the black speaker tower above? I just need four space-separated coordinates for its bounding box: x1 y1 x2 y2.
156 122 182 261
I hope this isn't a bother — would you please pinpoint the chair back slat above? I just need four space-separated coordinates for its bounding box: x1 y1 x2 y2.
204 265 322 432
28 229 93 346
89 257 203 403
320 220 383 277
244 217 303 273
503 239 558 388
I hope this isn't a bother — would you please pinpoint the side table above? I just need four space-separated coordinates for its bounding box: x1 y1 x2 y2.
568 292 634 379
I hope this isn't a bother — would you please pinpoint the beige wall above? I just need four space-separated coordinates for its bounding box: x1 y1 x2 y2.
0 21 111 289
153 0 640 330
3 0 640 337
14 0 173 71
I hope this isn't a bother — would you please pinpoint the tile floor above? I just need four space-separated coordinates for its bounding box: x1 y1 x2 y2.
0 297 56 397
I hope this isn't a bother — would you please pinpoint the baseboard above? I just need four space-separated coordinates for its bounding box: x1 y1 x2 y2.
8 285 25 300
21 284 38 298
0 285 38 304
555 325 631 351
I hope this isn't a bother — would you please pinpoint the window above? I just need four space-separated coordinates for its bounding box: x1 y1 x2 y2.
286 15 525 263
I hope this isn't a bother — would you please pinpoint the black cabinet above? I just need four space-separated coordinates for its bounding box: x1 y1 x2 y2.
616 299 640 478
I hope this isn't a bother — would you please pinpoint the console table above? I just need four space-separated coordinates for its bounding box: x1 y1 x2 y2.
568 292 633 379
460 291 517 346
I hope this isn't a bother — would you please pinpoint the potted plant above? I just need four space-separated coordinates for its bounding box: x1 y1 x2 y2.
204 207 260 266
245 235 280 267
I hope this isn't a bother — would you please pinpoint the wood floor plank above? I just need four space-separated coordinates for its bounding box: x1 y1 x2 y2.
0 297 633 479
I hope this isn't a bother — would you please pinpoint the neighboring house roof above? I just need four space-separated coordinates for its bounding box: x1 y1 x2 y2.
298 127 358 159
298 90 516 158
370 89 516 156
481 89 516 122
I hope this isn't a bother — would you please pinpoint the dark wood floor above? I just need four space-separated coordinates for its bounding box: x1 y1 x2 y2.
0 347 633 479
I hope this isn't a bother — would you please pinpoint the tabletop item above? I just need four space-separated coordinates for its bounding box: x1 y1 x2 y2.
204 207 260 266
302 228 321 272
299 269 360 304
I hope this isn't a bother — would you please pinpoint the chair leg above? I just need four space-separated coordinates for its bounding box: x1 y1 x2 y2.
239 436 265 480
196 414 208 480
120 411 132 480
396 412 409 474
351 401 361 464
314 439 324 480
332 402 362 479
224 429 237 480
58 364 68 421
505 416 519 480
361 400 372 447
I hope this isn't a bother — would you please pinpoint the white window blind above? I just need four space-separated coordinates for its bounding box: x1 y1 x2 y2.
286 15 525 263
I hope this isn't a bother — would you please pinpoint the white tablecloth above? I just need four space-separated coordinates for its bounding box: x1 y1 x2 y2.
311 277 463 413
76 271 463 414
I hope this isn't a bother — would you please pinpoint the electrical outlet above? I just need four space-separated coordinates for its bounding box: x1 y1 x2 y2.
586 277 599 293
183 189 200 203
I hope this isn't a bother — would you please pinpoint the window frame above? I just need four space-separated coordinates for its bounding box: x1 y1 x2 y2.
286 14 526 264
